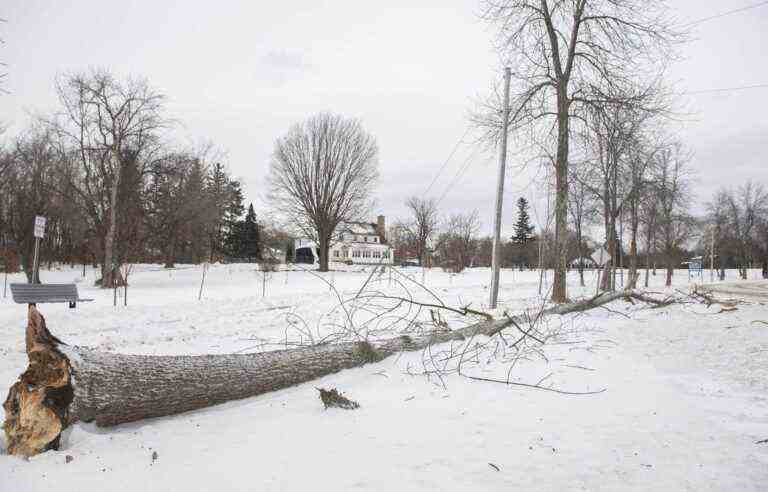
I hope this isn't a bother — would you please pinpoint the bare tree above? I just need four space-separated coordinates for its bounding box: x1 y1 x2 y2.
404 196 439 266
719 182 768 279
576 100 664 292
624 137 662 289
3 126 60 282
568 165 597 286
475 0 680 302
653 145 694 287
268 113 379 272
53 69 166 287
640 183 659 287
436 211 480 273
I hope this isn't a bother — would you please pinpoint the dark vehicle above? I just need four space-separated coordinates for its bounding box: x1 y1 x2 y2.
295 246 318 264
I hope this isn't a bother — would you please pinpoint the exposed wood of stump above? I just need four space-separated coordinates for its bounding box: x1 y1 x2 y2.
4 290 653 456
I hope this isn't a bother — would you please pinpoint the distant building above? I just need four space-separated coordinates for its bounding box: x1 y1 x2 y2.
569 257 597 269
294 215 394 265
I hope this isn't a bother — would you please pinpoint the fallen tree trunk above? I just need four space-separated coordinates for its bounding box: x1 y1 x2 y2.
4 290 665 456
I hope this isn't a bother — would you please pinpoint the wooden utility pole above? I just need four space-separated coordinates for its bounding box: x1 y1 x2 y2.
489 67 511 309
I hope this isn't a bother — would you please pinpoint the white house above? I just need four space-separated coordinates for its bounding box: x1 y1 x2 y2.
294 216 394 265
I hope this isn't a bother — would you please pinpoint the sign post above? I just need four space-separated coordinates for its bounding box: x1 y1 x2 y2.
32 216 46 284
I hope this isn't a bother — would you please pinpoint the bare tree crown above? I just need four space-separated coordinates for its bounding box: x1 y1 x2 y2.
268 113 379 271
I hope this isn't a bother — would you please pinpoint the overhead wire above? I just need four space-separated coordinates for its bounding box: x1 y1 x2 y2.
435 148 484 206
423 125 471 196
681 1 768 27
682 83 768 95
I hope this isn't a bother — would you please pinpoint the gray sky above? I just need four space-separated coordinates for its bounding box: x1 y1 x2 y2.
2 1 767 236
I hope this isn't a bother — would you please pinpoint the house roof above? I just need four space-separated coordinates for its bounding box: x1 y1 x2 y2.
339 221 378 235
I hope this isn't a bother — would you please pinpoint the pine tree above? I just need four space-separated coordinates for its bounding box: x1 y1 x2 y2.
512 197 535 244
222 180 245 257
241 204 261 261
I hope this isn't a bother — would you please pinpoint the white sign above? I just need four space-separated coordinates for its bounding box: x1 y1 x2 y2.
34 216 47 239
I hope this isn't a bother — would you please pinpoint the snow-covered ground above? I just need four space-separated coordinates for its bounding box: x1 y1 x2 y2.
1 264 767 491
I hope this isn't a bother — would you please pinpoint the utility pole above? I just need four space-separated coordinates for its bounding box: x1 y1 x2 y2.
489 67 511 309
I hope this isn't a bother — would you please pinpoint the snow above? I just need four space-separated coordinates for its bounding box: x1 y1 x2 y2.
1 264 767 491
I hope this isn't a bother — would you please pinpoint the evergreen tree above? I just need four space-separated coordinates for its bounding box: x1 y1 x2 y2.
222 180 245 257
512 197 535 244
241 204 261 261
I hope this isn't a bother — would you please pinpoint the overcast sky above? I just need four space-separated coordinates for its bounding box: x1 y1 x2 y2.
2 1 767 237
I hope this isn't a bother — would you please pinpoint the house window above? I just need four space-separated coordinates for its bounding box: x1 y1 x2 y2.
333 250 339 258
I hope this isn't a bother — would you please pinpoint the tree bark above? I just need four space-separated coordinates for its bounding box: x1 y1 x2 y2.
101 153 122 288
628 215 639 290
318 233 330 272
5 291 666 457
552 100 570 303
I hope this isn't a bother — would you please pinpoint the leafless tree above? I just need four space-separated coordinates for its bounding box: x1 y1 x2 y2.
404 196 439 266
475 0 680 302
436 211 481 273
268 113 379 272
640 183 659 287
623 136 663 289
568 164 597 286
653 144 694 286
2 126 60 282
717 182 768 279
52 69 166 287
576 100 664 291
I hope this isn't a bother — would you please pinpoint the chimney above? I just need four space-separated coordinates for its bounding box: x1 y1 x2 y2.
377 215 386 243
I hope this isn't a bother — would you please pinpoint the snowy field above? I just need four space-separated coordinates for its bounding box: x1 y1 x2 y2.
1 264 767 491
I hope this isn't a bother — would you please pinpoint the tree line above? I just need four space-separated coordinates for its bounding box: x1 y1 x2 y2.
392 176 768 289
0 69 270 286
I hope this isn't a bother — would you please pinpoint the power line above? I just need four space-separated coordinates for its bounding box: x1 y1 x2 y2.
435 149 482 206
423 125 471 196
682 0 768 27
683 83 768 95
